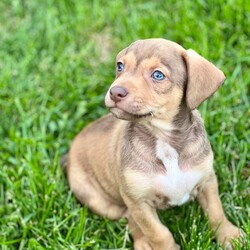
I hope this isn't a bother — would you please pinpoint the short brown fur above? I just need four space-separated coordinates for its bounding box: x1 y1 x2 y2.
64 38 243 250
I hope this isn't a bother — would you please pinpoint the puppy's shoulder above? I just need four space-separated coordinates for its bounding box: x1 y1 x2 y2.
79 113 123 136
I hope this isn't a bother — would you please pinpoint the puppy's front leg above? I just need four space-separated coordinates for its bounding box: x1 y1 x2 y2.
123 194 180 250
128 214 152 250
198 174 243 249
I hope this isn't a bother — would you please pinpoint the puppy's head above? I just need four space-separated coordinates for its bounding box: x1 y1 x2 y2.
105 39 225 122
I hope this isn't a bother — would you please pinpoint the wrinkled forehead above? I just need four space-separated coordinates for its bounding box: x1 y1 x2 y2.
116 39 185 70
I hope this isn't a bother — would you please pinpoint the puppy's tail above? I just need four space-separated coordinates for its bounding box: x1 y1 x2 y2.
60 153 68 171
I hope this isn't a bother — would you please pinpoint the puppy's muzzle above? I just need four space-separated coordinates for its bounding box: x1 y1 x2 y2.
110 86 128 103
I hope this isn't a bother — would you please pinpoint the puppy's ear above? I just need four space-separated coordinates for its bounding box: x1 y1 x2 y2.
183 49 226 110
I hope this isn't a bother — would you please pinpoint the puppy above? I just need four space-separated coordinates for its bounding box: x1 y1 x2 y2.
63 39 243 250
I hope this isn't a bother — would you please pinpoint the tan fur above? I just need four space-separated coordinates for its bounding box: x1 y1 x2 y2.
64 38 243 250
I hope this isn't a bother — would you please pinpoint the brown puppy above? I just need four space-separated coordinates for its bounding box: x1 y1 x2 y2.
63 39 243 250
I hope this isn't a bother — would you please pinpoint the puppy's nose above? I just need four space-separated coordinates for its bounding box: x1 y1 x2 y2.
110 86 128 103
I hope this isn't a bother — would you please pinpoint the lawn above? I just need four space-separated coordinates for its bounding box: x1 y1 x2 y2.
0 0 249 249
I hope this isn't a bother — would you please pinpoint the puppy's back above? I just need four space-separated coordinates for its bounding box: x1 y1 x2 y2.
67 114 127 202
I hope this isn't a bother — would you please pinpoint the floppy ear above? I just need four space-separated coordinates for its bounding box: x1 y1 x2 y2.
183 49 226 110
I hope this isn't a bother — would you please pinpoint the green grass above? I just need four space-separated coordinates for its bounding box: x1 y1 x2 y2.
0 0 249 249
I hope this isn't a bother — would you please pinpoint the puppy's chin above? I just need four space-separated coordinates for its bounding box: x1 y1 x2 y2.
109 108 136 121
109 108 152 121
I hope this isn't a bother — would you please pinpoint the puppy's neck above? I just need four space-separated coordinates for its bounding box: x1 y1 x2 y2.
141 105 211 167
143 104 192 139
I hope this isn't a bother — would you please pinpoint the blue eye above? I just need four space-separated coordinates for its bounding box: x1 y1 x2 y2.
117 62 124 72
151 70 165 81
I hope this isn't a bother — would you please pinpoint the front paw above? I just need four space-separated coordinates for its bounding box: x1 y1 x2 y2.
167 243 180 250
171 243 180 250
134 236 152 250
134 237 180 250
216 223 245 250
151 241 180 250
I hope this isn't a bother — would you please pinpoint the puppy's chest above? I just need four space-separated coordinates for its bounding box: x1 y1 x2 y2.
125 140 204 208
153 140 203 207
150 161 202 208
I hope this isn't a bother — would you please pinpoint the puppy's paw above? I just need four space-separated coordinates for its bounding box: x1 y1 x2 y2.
170 243 180 250
134 237 180 250
216 223 245 250
151 241 180 250
134 236 152 250
173 243 181 250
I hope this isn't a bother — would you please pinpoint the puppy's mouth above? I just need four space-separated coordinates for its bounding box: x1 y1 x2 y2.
109 107 153 121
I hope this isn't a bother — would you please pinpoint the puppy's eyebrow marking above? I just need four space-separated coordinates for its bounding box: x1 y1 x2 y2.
125 43 157 68
125 41 140 55
125 47 130 55
160 58 171 70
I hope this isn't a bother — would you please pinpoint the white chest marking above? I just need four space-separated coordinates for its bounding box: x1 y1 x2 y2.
155 140 203 206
